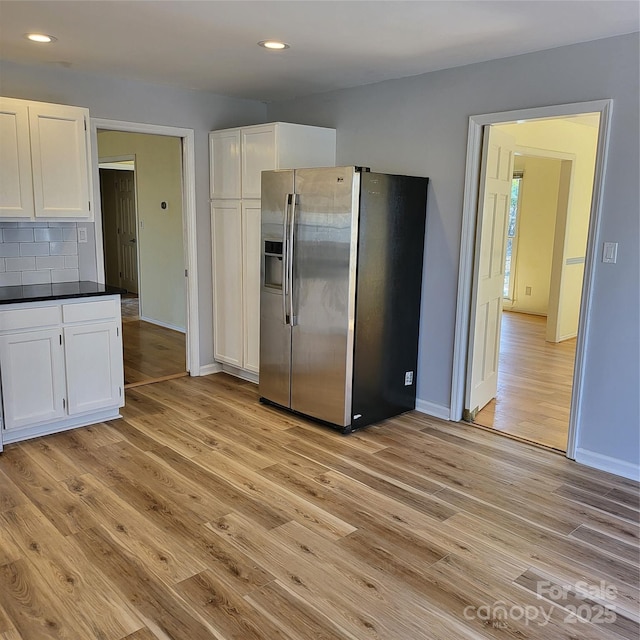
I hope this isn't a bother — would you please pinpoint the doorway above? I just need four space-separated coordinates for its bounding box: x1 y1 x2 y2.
99 159 138 295
96 129 189 387
451 100 611 459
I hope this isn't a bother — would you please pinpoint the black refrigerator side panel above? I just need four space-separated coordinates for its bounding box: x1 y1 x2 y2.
351 172 428 429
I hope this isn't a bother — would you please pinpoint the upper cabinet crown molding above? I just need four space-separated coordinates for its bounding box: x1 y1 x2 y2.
0 97 93 220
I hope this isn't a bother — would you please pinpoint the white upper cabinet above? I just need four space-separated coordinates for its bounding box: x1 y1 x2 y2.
0 98 33 217
0 97 93 220
241 125 277 199
209 129 241 199
209 122 336 201
29 103 91 218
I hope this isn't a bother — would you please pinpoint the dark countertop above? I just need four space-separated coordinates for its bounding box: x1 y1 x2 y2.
0 281 126 305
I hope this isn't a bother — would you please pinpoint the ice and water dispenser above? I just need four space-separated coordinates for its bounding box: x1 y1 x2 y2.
263 240 283 290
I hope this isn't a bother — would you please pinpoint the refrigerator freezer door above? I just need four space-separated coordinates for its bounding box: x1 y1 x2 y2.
259 170 295 407
290 167 360 427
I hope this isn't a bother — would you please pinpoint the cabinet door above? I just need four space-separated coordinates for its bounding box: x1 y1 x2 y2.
28 103 92 218
242 201 262 374
64 322 123 414
209 129 241 199
212 201 243 367
241 125 276 199
0 329 66 430
0 98 34 217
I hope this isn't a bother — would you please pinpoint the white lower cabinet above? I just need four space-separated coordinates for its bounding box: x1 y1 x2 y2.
242 201 261 374
211 200 261 375
0 295 124 444
0 329 66 430
212 201 243 368
64 322 122 415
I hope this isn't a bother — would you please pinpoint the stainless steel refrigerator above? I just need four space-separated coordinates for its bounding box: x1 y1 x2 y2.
259 166 428 433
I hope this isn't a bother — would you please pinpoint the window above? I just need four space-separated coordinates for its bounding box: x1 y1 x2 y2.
504 172 523 300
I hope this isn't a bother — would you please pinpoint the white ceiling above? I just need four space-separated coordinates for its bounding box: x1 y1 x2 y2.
1 1 638 102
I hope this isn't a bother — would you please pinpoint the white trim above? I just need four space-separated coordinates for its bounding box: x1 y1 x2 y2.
451 100 613 463
515 145 576 162
98 155 135 172
3 408 121 445
197 362 223 377
139 315 185 334
415 399 450 421
221 363 259 385
90 118 200 376
575 448 640 482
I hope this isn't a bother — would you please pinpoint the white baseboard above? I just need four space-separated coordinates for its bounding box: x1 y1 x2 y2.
139 315 186 333
197 362 223 377
415 398 450 421
558 332 578 342
574 448 640 482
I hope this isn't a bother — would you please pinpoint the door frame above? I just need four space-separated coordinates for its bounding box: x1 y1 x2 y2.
450 99 612 460
90 119 200 375
98 155 140 295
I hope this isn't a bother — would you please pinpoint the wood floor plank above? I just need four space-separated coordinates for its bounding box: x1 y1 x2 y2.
207 512 446 640
244 579 362 640
0 374 637 639
73 526 218 639
174 570 291 640
1 505 143 639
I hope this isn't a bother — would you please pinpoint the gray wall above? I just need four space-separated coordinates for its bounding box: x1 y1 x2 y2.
267 33 640 471
0 59 267 367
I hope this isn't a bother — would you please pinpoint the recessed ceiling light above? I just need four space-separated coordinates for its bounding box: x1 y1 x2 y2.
258 40 289 50
25 33 57 43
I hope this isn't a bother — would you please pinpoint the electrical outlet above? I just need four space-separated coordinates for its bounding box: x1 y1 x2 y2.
404 371 414 386
77 226 87 243
525 286 532 296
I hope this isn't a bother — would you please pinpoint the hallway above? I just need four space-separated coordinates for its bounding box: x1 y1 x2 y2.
473 312 577 451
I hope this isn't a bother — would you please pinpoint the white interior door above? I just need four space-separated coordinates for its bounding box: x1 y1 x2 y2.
115 170 139 294
465 126 516 417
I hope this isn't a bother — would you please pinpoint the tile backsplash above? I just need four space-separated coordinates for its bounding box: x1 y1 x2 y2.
0 222 81 286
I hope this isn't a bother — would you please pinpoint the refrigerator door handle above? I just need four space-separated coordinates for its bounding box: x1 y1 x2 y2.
288 193 298 326
282 194 291 325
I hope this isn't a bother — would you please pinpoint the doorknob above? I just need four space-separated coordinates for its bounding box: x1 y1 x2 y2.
129 238 136 243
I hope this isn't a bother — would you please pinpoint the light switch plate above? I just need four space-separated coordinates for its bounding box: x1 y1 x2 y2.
77 226 88 243
602 242 618 263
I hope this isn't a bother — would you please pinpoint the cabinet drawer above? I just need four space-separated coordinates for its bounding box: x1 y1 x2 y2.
62 299 118 323
0 305 61 331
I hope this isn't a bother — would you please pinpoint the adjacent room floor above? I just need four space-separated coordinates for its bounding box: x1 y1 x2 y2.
0 374 636 640
120 295 187 387
473 311 577 451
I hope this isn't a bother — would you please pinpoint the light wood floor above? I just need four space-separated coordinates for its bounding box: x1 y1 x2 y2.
0 374 637 640
121 297 187 387
473 312 577 451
